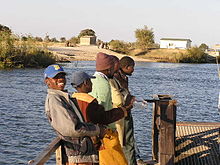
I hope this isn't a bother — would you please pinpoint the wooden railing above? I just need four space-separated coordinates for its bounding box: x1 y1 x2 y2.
28 137 62 165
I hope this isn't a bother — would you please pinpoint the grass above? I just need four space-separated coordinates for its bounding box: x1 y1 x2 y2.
129 48 186 62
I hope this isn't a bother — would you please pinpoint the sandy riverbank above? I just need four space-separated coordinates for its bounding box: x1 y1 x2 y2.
48 45 156 62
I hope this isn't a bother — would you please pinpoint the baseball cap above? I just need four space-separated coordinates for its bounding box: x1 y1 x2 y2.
44 64 66 79
71 71 95 87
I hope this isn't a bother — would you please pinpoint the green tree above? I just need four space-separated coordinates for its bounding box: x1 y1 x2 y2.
199 43 209 51
35 37 43 42
0 24 11 34
68 36 79 46
21 36 28 41
44 35 50 42
51 37 58 42
78 29 96 38
60 37 66 42
135 25 154 50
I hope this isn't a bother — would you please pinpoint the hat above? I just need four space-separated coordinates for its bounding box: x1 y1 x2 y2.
96 52 114 71
44 64 66 79
71 71 95 87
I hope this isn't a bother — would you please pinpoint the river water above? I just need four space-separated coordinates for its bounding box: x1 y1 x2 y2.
0 61 219 164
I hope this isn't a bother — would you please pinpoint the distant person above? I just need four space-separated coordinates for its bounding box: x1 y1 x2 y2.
97 40 101 49
100 42 104 49
66 41 70 47
114 56 137 165
44 64 105 165
71 71 134 165
105 42 109 49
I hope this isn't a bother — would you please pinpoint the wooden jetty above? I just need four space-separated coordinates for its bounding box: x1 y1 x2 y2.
29 95 220 165
175 122 219 165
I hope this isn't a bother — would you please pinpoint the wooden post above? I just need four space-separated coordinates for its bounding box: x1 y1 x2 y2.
152 100 160 161
55 142 68 165
56 145 62 165
159 100 176 165
151 95 176 165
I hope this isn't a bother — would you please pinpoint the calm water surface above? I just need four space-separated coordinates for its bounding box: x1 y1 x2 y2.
0 61 219 164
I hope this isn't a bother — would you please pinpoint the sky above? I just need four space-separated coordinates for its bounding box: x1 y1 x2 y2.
1 0 220 47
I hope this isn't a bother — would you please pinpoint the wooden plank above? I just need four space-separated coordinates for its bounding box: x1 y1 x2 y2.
159 100 176 165
176 122 220 127
152 100 160 161
28 137 62 165
151 98 177 164
175 124 220 165
56 145 62 165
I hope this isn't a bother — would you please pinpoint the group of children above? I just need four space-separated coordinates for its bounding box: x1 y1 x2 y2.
44 52 139 165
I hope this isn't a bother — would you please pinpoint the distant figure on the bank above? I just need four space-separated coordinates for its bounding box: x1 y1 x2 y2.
65 41 70 47
101 42 104 49
104 42 109 49
97 41 108 49
97 40 101 49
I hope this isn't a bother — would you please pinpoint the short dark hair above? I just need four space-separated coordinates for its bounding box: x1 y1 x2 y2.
119 56 135 68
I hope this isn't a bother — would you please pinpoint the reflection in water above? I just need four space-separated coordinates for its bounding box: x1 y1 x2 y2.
0 62 219 164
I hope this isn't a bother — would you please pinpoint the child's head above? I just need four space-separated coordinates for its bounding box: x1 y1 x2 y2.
71 71 94 93
119 56 135 76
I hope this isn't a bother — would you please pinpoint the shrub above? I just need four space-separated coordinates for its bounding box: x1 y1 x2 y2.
35 37 43 42
60 37 66 42
44 35 50 42
0 24 12 34
179 47 209 63
199 43 209 51
109 40 130 54
67 37 79 47
0 31 56 69
15 38 56 67
50 37 58 42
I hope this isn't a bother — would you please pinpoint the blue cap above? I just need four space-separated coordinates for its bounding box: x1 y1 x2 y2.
44 64 66 79
71 71 95 87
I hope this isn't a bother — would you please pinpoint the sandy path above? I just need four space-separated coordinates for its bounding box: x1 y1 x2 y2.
48 45 154 62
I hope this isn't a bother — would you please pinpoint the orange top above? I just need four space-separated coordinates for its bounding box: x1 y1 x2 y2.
72 93 96 122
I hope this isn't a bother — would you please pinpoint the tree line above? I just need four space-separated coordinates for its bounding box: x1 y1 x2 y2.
0 23 214 65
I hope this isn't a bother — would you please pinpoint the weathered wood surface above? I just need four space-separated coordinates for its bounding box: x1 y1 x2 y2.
152 101 159 161
56 145 63 165
159 100 176 165
175 122 220 165
28 137 61 165
152 96 177 165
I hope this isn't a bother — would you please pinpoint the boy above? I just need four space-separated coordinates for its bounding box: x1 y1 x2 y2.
114 56 137 165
